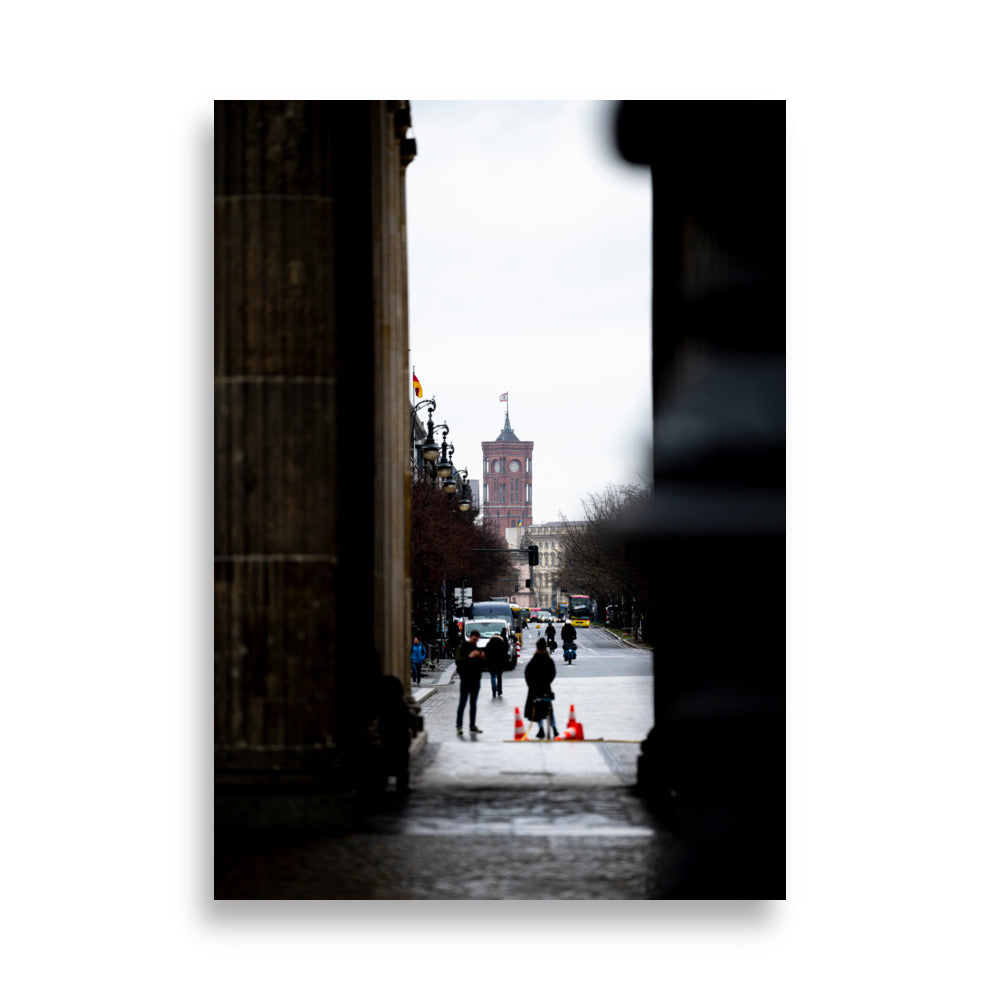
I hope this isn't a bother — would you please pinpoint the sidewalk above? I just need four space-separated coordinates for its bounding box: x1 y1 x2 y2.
409 653 653 790
410 657 456 701
407 658 456 756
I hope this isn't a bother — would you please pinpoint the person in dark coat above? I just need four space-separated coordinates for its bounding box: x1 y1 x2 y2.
524 638 558 740
446 619 460 658
454 629 485 735
560 621 577 644
376 674 419 793
544 621 556 643
483 627 510 698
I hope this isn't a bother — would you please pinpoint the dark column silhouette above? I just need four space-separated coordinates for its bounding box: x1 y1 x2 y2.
617 101 786 898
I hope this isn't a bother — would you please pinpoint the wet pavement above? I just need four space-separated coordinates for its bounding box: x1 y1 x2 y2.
216 638 681 899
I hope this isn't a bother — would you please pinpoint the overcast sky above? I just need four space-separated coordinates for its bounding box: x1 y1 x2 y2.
406 100 652 525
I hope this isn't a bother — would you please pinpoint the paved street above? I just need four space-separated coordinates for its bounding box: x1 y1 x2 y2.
215 628 679 899
415 624 654 788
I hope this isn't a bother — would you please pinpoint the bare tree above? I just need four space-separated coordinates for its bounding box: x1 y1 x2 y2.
557 480 652 638
410 480 514 644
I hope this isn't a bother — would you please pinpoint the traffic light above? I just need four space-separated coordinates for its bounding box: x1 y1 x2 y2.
527 544 539 566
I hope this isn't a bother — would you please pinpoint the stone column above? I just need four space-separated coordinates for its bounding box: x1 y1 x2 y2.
215 101 417 831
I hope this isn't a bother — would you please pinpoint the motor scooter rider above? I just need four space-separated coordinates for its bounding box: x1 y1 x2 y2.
560 620 577 662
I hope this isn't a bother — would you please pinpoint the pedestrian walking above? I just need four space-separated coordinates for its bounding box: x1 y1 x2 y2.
454 629 485 735
410 635 427 686
524 638 558 740
446 619 460 658
484 627 510 698
544 620 557 652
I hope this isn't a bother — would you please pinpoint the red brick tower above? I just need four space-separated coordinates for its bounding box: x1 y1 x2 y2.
481 405 533 538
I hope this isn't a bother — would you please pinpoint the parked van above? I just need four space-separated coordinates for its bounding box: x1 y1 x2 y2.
468 601 522 667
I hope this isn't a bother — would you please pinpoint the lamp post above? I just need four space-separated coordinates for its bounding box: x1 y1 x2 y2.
456 469 472 512
412 397 442 482
435 429 454 482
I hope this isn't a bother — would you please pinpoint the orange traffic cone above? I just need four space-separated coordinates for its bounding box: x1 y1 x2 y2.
565 705 578 730
571 720 584 740
561 722 576 741
513 707 527 740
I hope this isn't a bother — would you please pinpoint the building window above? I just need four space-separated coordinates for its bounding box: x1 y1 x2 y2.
484 482 489 503
527 484 532 503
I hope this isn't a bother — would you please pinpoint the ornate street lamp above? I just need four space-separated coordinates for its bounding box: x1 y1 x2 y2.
413 397 441 462
435 430 454 480
443 462 465 497
456 469 472 512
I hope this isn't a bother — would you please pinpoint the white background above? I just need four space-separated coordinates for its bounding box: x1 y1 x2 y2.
3 2 999 998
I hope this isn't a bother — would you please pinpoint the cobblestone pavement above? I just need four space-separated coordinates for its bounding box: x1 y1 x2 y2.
216 654 680 899
216 786 678 899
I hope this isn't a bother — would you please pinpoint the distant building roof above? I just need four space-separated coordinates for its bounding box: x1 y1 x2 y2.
495 412 520 442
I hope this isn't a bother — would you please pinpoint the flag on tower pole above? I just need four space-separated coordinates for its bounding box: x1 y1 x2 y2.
499 392 508 403
413 371 423 398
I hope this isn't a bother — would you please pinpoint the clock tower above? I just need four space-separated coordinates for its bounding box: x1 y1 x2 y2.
481 409 533 538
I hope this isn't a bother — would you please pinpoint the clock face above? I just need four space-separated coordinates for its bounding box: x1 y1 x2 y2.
492 460 502 473
509 460 520 472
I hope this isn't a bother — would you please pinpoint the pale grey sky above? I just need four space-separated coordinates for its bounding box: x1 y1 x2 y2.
406 100 652 524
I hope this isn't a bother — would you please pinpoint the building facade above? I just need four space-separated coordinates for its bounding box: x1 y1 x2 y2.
481 412 533 537
523 520 582 611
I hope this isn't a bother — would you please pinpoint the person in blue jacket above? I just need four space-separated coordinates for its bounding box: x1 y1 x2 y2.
410 635 428 686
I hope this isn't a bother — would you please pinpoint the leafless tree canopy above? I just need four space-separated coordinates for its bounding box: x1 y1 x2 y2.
557 480 652 622
410 481 514 639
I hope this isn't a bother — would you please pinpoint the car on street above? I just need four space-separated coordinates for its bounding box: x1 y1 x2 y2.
463 618 518 669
